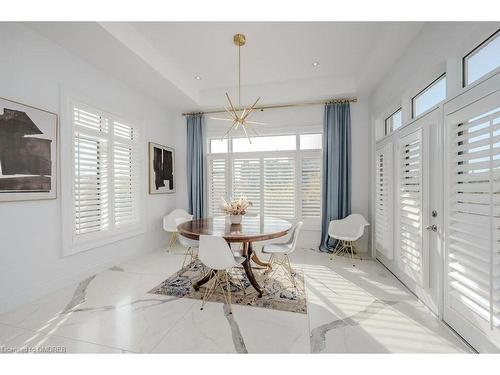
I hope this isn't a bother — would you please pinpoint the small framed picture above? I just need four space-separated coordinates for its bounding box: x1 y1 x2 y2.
148 142 175 194
0 97 58 202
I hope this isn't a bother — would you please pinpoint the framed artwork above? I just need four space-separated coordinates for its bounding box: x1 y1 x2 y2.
0 97 58 202
149 142 175 194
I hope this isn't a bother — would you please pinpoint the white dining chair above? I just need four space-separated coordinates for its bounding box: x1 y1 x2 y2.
175 217 199 269
198 235 246 314
163 209 193 249
328 214 370 258
262 222 303 287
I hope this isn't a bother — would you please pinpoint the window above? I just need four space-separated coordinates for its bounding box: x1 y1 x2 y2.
210 138 228 153
207 134 321 221
463 29 500 86
300 134 322 150
72 103 141 240
412 74 447 118
232 135 296 152
384 108 402 135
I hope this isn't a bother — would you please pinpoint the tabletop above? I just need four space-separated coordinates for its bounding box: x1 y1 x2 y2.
177 215 292 243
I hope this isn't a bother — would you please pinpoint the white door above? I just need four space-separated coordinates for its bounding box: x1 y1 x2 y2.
443 73 500 352
376 108 442 314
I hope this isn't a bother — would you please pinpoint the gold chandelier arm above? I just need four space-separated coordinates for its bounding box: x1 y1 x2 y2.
242 124 252 143
242 97 261 121
225 93 239 118
221 120 239 140
246 120 267 125
210 117 234 122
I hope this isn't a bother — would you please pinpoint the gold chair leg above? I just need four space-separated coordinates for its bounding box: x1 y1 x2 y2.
285 255 297 287
200 270 218 310
224 271 233 314
181 247 193 269
168 232 178 250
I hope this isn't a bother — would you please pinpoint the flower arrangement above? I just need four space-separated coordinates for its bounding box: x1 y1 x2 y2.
220 196 252 216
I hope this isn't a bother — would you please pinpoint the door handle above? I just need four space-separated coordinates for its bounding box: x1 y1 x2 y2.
425 224 438 232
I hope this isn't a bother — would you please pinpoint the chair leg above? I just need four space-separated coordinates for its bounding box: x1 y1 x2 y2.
200 270 218 310
168 232 178 250
181 247 192 269
224 271 233 314
285 254 296 287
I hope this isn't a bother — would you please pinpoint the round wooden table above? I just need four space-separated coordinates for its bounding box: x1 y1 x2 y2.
177 215 292 297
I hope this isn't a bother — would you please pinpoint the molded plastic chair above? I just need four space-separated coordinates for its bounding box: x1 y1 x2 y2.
198 235 246 314
176 217 200 269
163 209 193 249
328 214 370 258
262 222 303 287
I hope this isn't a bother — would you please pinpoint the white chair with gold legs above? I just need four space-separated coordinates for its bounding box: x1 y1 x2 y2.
328 214 370 259
262 222 303 288
198 235 246 314
175 217 199 269
163 209 193 250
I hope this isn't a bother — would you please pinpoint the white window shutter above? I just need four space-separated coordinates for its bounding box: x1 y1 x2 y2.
113 141 139 228
375 142 393 259
398 130 425 286
263 157 295 218
232 158 261 215
73 133 109 236
447 106 500 329
208 156 227 216
72 103 141 241
300 156 321 218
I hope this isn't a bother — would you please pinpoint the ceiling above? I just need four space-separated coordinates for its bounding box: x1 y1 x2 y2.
27 22 426 111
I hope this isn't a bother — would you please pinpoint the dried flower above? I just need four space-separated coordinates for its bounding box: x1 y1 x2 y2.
220 196 253 215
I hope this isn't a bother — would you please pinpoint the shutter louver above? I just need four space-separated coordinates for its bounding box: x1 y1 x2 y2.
448 106 500 330
233 158 261 215
375 143 393 259
208 157 227 216
264 157 295 218
399 130 424 284
301 156 321 218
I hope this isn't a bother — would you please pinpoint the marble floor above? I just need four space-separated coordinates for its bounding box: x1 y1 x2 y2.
0 245 473 353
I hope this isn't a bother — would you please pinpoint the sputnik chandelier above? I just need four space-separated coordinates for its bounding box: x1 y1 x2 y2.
211 34 264 143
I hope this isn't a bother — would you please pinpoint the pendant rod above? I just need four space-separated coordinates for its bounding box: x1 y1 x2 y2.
182 97 358 117
238 43 241 108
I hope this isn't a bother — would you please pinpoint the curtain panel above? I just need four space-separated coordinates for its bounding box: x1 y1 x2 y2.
319 102 352 252
186 114 205 219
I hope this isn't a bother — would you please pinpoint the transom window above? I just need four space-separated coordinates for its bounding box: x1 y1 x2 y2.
207 133 322 222
412 74 447 118
384 108 402 135
463 29 500 87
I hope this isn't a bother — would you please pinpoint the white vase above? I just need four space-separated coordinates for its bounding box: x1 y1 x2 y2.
229 214 243 225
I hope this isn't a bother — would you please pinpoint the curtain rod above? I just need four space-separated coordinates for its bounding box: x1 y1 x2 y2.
181 97 357 116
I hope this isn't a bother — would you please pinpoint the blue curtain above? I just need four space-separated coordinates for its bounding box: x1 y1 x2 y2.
186 114 205 219
319 102 351 252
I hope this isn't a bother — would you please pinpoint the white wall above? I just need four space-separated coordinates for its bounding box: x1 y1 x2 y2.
0 23 176 313
175 99 371 252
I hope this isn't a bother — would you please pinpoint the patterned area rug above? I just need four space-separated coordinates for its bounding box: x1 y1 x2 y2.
149 260 307 314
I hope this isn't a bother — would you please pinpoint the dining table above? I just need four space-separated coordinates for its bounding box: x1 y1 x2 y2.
177 215 292 297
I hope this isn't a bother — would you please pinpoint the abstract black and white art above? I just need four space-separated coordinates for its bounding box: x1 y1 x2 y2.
0 97 58 201
149 142 175 194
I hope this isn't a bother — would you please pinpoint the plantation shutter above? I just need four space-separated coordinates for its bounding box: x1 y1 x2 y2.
375 142 394 259
208 156 227 216
447 104 500 333
73 107 110 236
300 156 321 218
72 103 141 239
398 130 426 286
264 157 295 218
232 158 261 215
